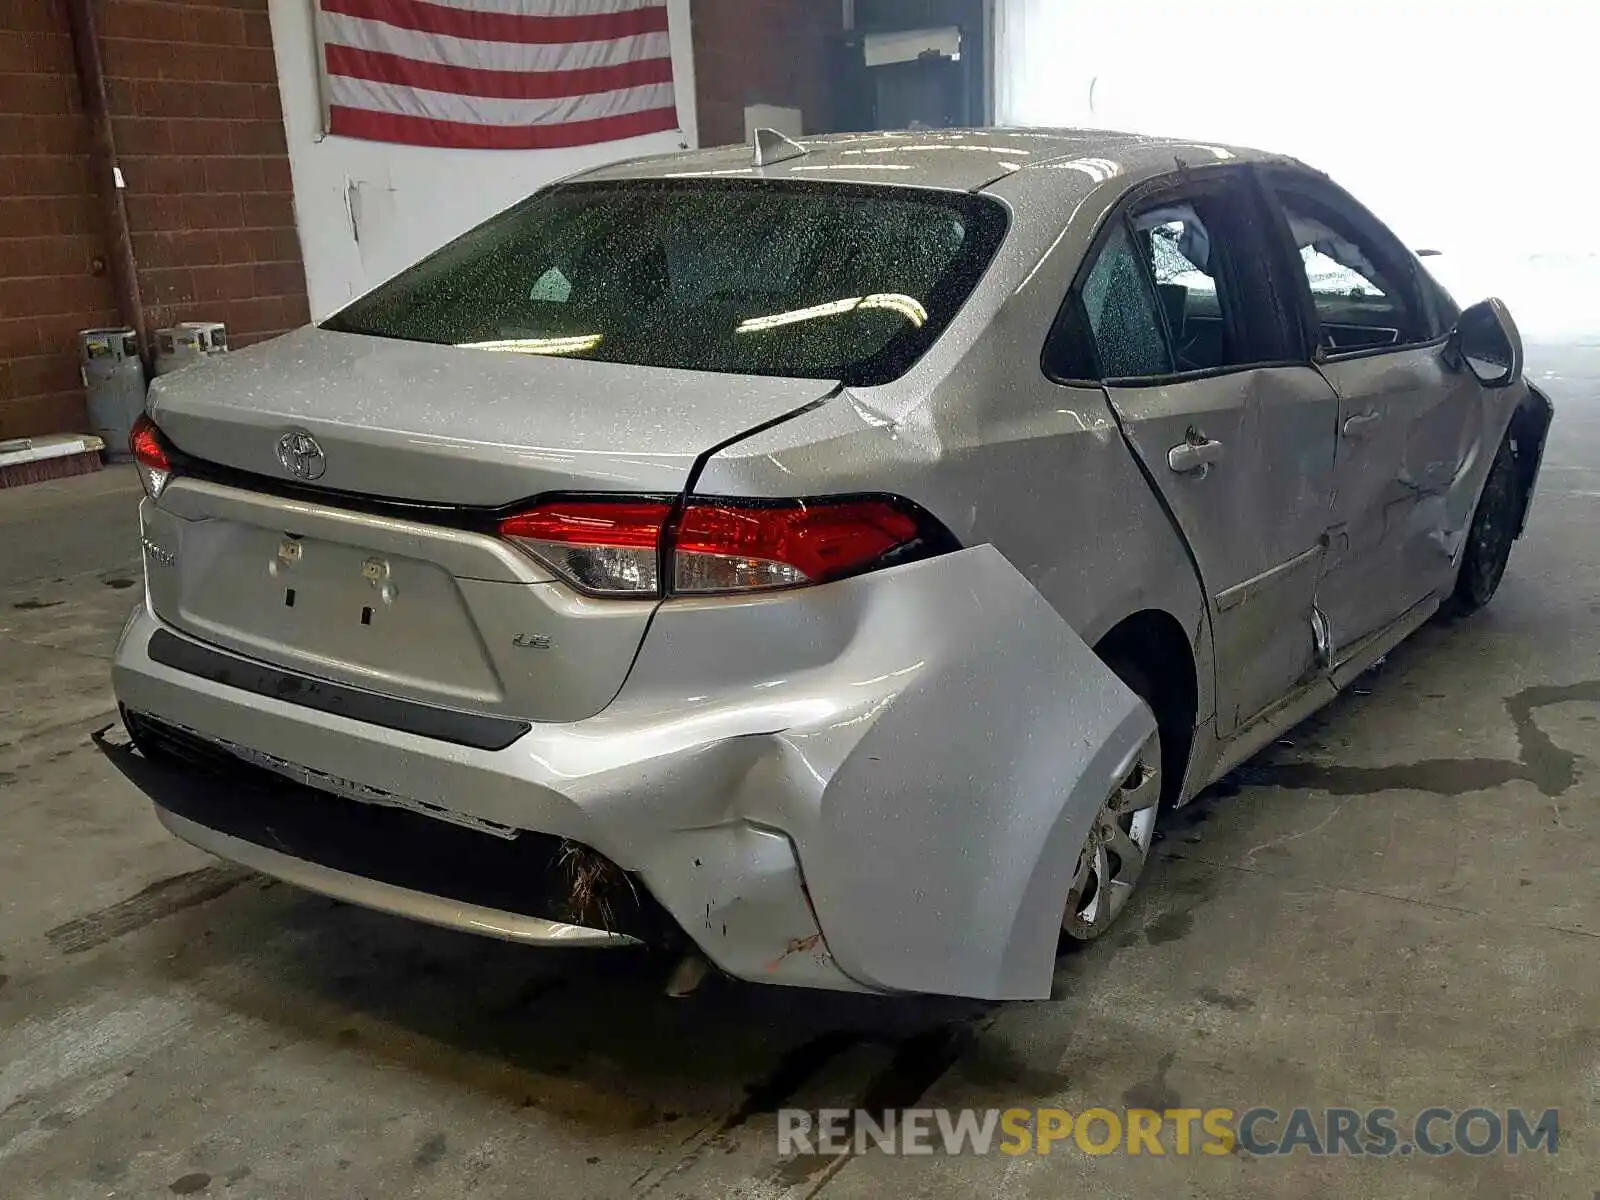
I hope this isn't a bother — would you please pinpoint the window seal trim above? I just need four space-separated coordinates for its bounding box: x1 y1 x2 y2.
1315 331 1453 366
1057 356 1314 390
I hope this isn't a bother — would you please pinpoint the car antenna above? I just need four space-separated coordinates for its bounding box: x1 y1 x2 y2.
753 127 809 167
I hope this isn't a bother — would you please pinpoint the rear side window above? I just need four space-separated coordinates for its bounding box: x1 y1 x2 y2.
1047 174 1297 384
322 180 1009 388
1078 224 1173 378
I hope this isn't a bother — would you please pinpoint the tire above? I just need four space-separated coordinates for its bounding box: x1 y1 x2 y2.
1060 658 1163 944
1449 433 1522 615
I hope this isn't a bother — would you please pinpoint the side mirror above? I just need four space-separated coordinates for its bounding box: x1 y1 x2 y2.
1453 298 1523 388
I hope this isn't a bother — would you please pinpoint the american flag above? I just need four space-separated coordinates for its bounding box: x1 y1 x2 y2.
314 0 678 150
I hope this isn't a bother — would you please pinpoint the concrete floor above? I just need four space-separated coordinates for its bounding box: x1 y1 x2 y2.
2 345 1598 1199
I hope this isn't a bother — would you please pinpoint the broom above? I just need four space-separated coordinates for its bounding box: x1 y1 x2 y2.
0 434 107 490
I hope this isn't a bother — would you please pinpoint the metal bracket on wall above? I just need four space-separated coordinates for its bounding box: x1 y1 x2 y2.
753 128 809 168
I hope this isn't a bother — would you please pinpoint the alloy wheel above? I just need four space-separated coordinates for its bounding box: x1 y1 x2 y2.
1063 726 1162 941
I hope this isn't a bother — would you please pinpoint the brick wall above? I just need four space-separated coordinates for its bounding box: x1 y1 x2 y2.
0 0 308 441
691 0 843 148
0 0 118 439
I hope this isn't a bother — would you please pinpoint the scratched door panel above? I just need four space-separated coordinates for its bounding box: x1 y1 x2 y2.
1316 346 1478 654
1107 366 1339 732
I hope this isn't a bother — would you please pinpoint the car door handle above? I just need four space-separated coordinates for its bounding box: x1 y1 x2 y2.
1167 437 1225 475
1342 410 1383 438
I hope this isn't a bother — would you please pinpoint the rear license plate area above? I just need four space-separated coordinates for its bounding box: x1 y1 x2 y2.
267 535 402 628
173 524 498 695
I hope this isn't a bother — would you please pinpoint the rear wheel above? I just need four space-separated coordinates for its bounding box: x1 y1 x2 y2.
1061 661 1163 943
1449 434 1522 615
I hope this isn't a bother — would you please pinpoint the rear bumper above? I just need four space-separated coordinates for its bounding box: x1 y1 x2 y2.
111 544 1154 1001
112 604 864 994
159 807 636 949
103 711 653 948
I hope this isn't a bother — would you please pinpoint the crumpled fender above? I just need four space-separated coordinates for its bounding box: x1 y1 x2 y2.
612 544 1154 1001
790 547 1154 1000
1512 382 1555 539
1438 378 1555 562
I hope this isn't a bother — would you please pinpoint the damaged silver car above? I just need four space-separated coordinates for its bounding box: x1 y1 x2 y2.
106 128 1554 1000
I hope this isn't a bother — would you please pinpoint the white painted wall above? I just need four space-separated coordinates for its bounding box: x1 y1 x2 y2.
267 0 698 319
994 0 1600 336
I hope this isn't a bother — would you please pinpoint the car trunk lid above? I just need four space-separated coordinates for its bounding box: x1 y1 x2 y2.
148 326 836 506
140 328 837 724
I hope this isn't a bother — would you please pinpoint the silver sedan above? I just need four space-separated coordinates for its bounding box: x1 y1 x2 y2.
106 128 1554 1001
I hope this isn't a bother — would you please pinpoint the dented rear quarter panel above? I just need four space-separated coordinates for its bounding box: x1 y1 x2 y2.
698 161 1216 716
602 544 1155 999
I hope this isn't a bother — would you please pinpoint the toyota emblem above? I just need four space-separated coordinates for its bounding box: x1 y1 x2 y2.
276 429 326 481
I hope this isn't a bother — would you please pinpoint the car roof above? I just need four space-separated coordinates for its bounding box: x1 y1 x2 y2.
575 127 1294 194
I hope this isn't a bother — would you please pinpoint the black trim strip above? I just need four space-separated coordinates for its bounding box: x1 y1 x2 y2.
160 443 504 530
147 629 531 752
103 714 674 944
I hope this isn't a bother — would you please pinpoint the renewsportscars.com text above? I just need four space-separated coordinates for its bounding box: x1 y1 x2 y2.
777 1106 1560 1158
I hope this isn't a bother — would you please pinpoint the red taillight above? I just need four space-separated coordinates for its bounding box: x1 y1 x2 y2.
129 415 173 499
130 415 168 468
499 500 671 596
498 496 945 598
673 500 920 594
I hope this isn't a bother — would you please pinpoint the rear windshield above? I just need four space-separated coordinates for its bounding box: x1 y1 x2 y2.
320 180 1009 387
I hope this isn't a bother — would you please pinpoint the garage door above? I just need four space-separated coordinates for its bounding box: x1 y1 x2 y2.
993 0 1600 336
